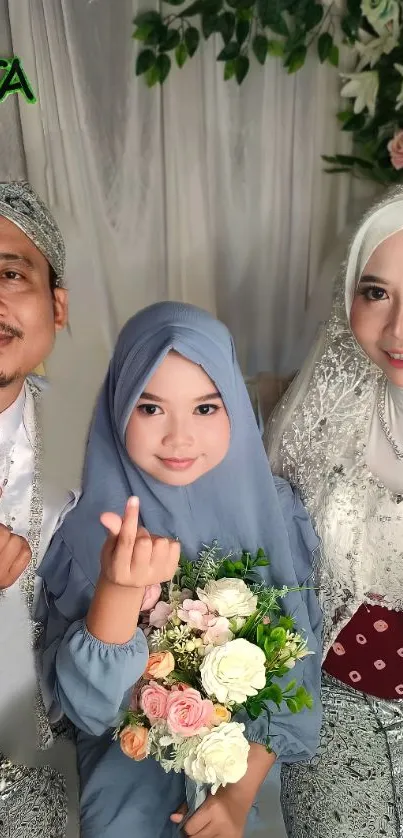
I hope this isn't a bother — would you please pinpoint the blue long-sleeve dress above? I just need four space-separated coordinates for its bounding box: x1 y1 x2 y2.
36 478 322 838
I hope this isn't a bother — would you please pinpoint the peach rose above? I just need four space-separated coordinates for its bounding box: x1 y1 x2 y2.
140 584 162 612
211 704 231 726
144 651 175 680
120 724 149 760
388 131 403 170
140 681 169 722
166 688 214 737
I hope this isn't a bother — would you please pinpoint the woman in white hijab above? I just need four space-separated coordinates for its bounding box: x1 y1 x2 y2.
266 187 403 837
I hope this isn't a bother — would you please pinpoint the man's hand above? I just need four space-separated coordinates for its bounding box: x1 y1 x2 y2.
0 524 31 589
100 496 180 589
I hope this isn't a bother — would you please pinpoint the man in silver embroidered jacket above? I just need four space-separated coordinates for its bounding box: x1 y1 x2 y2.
0 181 75 837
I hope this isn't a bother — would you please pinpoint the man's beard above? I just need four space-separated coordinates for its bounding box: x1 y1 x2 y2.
0 323 24 388
0 370 22 388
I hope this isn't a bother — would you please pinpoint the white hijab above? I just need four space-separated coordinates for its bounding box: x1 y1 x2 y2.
266 187 403 654
345 199 403 493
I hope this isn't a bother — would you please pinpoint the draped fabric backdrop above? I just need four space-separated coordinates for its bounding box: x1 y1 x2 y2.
0 0 377 484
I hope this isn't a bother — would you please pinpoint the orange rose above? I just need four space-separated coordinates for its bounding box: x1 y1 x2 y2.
144 651 175 680
211 704 231 725
119 725 149 760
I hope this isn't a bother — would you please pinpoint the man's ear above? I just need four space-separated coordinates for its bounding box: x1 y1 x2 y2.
53 288 68 331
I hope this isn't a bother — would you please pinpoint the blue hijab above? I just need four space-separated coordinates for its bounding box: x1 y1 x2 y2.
53 302 304 588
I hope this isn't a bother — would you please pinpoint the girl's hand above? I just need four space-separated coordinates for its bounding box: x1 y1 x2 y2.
100 497 180 589
171 785 250 837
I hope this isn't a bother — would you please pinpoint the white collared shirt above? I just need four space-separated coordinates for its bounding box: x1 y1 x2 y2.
0 385 34 541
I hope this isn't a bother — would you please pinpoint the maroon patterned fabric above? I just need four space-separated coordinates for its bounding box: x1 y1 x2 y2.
323 604 403 699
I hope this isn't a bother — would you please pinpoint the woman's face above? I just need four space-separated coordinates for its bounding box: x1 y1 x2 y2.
125 351 231 486
350 229 403 386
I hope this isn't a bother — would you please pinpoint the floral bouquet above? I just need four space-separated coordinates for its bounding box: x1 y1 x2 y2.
115 543 313 800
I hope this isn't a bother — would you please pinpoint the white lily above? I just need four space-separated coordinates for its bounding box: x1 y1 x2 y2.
340 70 379 117
395 63 403 110
354 26 398 71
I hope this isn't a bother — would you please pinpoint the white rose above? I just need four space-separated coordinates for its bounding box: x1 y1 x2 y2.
361 0 399 34
200 637 266 704
184 721 250 794
197 578 257 618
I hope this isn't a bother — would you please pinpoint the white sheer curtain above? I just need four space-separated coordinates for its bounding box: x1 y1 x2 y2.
2 0 355 483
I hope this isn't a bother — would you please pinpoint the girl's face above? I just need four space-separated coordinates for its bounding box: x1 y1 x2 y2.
125 351 231 486
350 229 403 386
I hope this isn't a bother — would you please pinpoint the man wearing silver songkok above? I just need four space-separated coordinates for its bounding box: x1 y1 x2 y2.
0 181 78 837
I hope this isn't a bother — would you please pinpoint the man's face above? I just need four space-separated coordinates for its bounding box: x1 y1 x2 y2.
0 216 67 386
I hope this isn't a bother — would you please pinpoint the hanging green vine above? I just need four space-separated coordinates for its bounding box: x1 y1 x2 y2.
133 0 403 184
133 0 339 87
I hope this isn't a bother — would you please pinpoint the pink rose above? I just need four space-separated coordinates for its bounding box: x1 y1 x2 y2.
166 687 214 737
149 600 174 628
177 599 211 631
140 584 162 612
388 131 403 170
140 681 169 722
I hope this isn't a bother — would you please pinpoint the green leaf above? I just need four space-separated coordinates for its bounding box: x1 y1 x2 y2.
341 15 359 41
286 697 299 713
286 45 307 73
257 0 289 35
246 699 262 719
328 44 339 67
224 58 236 80
236 19 249 44
202 12 219 38
341 113 366 132
324 167 350 174
156 53 171 83
184 26 200 56
317 32 332 63
160 29 181 51
144 24 168 46
346 0 361 17
337 110 352 123
133 24 155 42
176 41 188 67
217 41 240 61
217 11 236 44
284 679 297 692
181 0 204 14
267 39 285 57
134 11 163 27
258 683 284 705
235 54 249 84
145 63 160 87
136 49 156 77
269 626 287 644
304 2 323 32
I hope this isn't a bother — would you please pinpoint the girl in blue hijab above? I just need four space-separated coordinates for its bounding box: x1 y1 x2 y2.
37 302 322 838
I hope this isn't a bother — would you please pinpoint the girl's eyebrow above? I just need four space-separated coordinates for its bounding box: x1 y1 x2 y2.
139 391 222 403
360 274 389 286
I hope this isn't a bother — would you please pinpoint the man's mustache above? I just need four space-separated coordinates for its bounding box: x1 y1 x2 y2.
0 322 23 340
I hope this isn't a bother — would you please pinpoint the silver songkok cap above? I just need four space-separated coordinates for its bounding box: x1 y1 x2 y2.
0 181 65 285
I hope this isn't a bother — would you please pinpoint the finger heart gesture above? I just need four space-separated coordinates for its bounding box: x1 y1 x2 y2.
100 497 180 589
